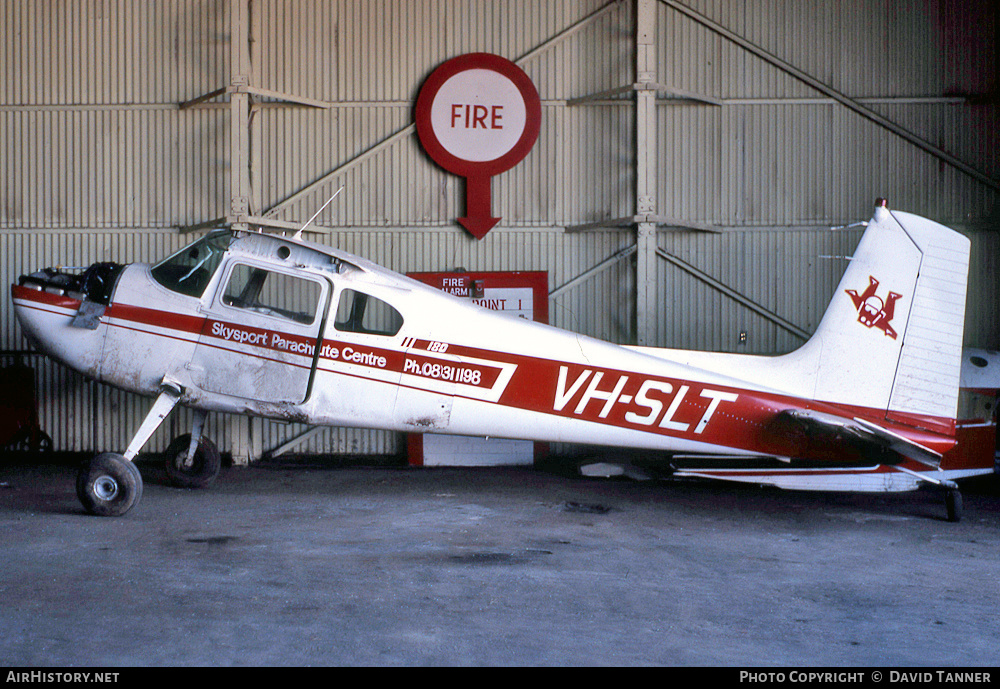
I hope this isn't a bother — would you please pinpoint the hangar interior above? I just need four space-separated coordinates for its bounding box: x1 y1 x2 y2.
2 0 998 462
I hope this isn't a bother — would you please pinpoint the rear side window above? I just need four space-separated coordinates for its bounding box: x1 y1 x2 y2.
222 264 321 325
335 289 403 336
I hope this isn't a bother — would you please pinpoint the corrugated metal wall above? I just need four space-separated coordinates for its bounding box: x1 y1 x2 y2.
1 0 997 456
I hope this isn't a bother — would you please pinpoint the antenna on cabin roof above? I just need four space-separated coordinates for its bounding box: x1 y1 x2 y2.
294 185 344 240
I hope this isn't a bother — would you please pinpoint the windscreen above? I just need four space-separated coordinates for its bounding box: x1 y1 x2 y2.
151 230 232 298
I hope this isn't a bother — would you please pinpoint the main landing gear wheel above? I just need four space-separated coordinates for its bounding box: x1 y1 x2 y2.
164 434 221 489
945 489 963 523
76 453 143 517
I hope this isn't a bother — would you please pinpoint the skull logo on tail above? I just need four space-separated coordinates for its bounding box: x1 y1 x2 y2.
846 276 902 339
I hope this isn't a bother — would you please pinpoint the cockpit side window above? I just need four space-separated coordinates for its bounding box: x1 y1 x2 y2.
151 231 231 298
334 289 403 336
222 264 321 325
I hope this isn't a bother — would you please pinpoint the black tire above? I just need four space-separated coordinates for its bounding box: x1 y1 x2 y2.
164 434 221 489
76 453 143 517
945 490 963 523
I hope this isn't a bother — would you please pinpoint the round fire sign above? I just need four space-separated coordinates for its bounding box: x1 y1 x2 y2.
416 53 541 238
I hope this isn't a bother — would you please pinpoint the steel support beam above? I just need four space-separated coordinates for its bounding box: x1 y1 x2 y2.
655 248 811 341
660 0 1000 192
263 1 625 221
515 0 624 64
230 0 251 229
228 0 260 464
549 245 638 299
635 0 658 346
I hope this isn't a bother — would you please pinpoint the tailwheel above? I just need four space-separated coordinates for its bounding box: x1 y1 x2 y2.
76 453 143 517
164 434 221 489
894 465 963 523
945 489 963 523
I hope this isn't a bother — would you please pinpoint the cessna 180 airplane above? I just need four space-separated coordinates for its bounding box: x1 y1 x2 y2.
10 199 998 519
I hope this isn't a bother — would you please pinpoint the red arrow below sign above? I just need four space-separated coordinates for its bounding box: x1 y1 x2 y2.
459 174 500 239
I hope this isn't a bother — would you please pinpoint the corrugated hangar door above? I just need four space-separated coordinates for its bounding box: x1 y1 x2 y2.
1 0 997 459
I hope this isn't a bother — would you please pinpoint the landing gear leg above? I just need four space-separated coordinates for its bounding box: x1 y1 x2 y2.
164 409 221 489
76 382 182 517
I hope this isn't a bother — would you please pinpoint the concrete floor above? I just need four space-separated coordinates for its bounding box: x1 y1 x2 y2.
1 454 998 667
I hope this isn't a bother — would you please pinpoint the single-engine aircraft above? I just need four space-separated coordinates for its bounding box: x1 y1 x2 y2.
10 200 997 519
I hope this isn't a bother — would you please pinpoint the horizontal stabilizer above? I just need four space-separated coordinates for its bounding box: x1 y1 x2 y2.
778 409 943 469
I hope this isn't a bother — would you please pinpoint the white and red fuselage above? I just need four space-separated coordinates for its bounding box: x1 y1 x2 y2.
11 204 998 493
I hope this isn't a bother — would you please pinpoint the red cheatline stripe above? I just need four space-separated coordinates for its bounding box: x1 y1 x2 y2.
14 286 957 456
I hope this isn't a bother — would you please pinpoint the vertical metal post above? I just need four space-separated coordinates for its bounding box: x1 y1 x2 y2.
248 0 263 218
230 0 252 229
228 0 258 464
247 0 265 462
635 0 657 346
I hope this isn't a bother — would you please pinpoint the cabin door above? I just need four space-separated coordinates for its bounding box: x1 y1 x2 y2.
191 261 329 404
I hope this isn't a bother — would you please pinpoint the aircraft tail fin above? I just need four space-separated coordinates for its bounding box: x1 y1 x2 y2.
800 200 970 435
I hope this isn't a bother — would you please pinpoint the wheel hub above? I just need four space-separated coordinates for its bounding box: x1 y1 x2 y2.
93 475 119 501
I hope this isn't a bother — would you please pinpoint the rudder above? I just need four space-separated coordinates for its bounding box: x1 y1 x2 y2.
806 200 970 435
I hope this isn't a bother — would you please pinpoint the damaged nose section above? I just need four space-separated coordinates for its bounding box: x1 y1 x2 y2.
16 262 124 330
19 261 124 304
12 262 125 375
